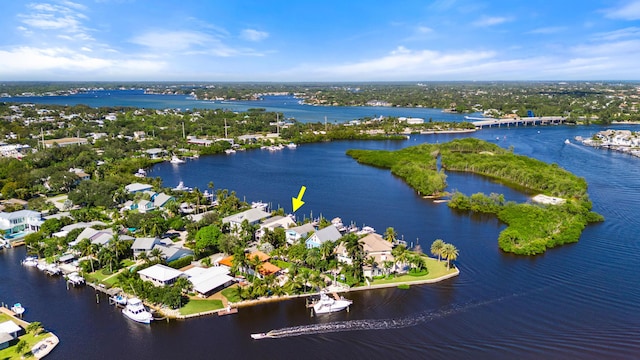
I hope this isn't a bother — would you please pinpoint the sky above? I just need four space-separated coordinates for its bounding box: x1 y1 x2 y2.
1 0 640 81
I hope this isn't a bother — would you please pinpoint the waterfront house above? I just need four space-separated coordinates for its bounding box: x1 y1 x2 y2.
335 233 394 277
285 223 316 245
255 215 296 241
125 182 153 194
145 148 165 159
183 266 235 297
222 208 271 235
0 210 43 240
138 264 186 287
0 320 22 350
305 225 342 249
131 237 162 258
218 250 281 279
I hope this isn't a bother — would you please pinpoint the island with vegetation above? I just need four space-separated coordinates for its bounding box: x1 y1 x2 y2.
347 138 603 255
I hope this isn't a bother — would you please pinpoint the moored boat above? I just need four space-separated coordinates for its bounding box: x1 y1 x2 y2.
170 155 185 164
122 297 153 324
22 256 38 267
11 303 25 315
312 292 352 315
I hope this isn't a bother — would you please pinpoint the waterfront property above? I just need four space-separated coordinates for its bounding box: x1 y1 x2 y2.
255 215 296 241
305 225 342 249
0 320 22 349
183 266 235 297
222 208 271 234
42 137 88 148
335 233 395 277
138 264 186 287
124 182 153 194
0 210 43 241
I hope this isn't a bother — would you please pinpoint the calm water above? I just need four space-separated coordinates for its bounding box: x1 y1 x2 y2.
9 90 474 123
2 93 640 359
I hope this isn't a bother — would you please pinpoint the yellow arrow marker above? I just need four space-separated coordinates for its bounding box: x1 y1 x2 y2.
292 186 307 212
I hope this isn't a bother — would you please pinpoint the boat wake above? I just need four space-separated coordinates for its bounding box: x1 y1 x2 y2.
263 296 508 339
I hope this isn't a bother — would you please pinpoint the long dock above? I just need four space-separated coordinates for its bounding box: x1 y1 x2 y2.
467 116 567 128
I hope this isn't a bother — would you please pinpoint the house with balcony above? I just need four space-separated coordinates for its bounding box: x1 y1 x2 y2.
0 210 43 241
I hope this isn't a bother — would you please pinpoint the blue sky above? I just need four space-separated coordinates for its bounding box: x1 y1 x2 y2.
1 0 640 81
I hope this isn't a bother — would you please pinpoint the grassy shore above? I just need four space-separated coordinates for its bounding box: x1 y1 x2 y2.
0 311 53 360
368 257 455 286
178 299 224 316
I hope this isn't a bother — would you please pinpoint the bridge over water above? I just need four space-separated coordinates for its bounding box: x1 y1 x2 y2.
467 116 567 128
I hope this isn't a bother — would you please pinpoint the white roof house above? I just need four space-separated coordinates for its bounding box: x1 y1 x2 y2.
138 264 185 287
0 210 43 239
255 215 296 241
131 237 162 257
0 320 22 340
183 266 235 297
222 208 271 233
125 183 153 194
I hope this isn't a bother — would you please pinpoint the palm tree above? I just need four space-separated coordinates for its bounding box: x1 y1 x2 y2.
137 251 149 264
431 239 445 262
98 246 117 273
384 227 397 243
344 235 364 283
442 243 459 269
365 256 378 276
392 244 408 270
319 240 335 261
248 255 263 281
231 249 249 276
149 247 165 263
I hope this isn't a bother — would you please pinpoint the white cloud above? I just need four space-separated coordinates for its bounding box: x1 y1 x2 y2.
591 27 640 41
18 1 94 41
241 29 269 42
312 46 496 79
0 46 167 79
603 1 640 20
130 30 213 52
416 26 433 34
473 16 511 27
527 26 566 35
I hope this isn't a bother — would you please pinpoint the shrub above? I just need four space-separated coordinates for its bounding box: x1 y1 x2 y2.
168 255 193 269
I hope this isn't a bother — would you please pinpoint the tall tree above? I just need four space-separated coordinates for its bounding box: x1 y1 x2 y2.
431 239 445 262
442 243 459 268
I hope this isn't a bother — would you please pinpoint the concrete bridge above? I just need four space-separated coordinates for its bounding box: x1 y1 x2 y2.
466 116 567 128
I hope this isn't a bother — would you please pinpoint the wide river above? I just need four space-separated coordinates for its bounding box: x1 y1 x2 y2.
1 92 640 359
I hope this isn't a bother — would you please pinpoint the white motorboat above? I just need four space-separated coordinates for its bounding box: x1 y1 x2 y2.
564 139 571 144
111 294 128 306
11 303 25 315
122 298 153 324
286 143 297 149
250 332 272 340
170 155 185 164
312 292 352 315
66 272 85 286
225 149 236 154
22 256 38 267
134 168 147 178
173 181 192 192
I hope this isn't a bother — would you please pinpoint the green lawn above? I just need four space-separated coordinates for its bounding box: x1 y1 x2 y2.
179 299 224 316
368 257 455 286
0 319 50 360
221 285 242 303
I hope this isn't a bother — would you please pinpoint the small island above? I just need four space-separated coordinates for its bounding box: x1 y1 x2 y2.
347 138 604 255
